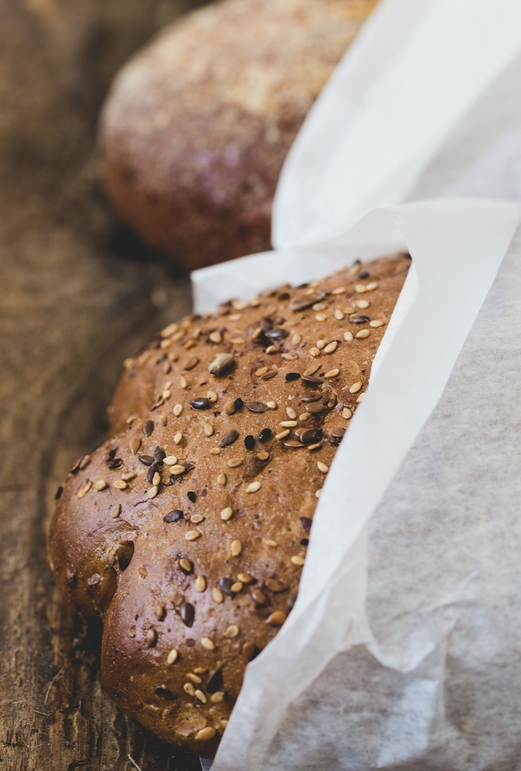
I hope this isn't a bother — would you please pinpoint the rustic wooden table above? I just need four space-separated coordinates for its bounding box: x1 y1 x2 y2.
0 2 207 768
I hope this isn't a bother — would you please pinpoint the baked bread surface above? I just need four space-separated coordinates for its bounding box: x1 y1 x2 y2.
50 253 410 755
100 0 378 270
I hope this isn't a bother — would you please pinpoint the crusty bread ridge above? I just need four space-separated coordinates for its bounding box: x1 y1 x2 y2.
99 0 378 270
50 252 410 755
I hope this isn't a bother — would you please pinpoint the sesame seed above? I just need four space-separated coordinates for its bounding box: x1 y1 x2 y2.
315 489 322 498
201 637 215 651
334 309 345 320
221 507 233 521
167 648 179 664
349 381 363 393
291 556 306 566
256 451 270 461
237 572 253 583
275 429 290 440
162 389 171 399
184 356 199 371
316 339 326 350
366 281 378 290
280 420 297 428
211 692 225 703
173 432 183 445
332 286 346 295
209 331 222 343
95 480 107 491
247 481 261 493
231 540 242 557
195 727 216 742
111 503 121 519
265 539 278 547
146 628 157 647
231 581 243 593
76 481 92 499
281 352 298 361
217 473 227 486
178 558 193 573
183 683 195 696
266 611 287 626
369 319 385 328
186 673 202 684
186 530 201 541
207 390 218 403
152 472 161 486
160 415 167 426
265 345 277 354
356 300 370 309
315 313 327 321
307 442 322 451
324 341 338 354
342 407 353 419
195 689 207 703
195 575 207 592
355 283 367 293
190 514 204 523
357 392 365 403
344 331 354 342
356 329 370 339
256 366 268 377
173 403 183 416
130 437 141 454
309 347 320 357
164 455 178 465
292 333 302 344
266 400 277 409
204 422 214 437
324 368 340 378
210 448 220 455
299 412 312 421
179 376 188 389
286 407 297 419
171 464 187 475
155 604 165 621
212 588 224 604
161 322 178 337
224 625 239 637
227 458 243 468
317 461 329 473
114 480 128 490
304 363 320 376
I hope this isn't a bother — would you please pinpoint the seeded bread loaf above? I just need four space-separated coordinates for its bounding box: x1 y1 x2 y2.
50 252 410 756
99 0 378 271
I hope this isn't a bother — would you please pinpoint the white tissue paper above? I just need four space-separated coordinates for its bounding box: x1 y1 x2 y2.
190 0 521 768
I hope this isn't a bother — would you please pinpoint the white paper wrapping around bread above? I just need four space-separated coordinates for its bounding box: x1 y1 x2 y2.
188 0 521 768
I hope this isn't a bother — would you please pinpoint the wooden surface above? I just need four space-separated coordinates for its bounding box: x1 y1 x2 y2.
0 1 208 768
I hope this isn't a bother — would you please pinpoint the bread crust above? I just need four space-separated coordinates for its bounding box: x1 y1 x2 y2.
99 0 378 270
50 253 410 754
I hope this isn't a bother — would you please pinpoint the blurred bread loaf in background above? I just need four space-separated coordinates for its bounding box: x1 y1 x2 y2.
99 0 378 271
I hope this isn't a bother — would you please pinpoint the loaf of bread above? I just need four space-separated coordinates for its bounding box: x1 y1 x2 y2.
50 252 410 755
99 0 378 271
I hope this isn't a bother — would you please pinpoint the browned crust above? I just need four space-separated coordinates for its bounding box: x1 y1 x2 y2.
99 0 378 270
50 252 410 754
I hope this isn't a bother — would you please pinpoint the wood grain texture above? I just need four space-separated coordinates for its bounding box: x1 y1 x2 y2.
0 1 206 768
